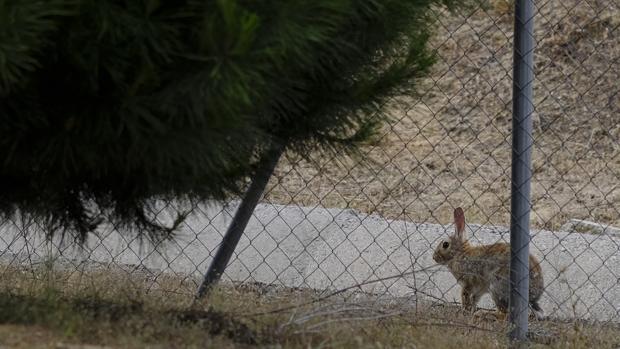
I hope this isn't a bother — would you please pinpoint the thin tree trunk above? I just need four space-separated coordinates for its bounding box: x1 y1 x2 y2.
196 143 285 299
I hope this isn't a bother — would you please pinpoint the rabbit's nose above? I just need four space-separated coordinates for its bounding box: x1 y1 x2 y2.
433 252 444 263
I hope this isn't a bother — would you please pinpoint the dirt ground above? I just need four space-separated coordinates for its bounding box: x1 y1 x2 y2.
265 0 620 231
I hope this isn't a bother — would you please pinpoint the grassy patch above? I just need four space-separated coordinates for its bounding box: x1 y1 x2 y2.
0 290 256 345
0 264 618 348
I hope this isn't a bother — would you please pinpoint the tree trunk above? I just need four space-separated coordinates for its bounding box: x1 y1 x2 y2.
195 143 285 299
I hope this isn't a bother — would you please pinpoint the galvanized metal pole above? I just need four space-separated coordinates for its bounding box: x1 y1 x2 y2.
510 0 536 344
196 143 284 299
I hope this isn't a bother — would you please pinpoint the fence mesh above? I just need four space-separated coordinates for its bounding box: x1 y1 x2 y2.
1 0 619 332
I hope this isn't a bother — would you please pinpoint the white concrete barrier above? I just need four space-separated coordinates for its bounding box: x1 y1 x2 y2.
1 202 618 322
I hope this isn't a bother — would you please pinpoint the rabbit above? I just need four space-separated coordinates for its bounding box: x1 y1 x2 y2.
432 207 545 320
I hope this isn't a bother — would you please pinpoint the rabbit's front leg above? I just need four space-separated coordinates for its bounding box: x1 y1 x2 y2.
461 285 475 312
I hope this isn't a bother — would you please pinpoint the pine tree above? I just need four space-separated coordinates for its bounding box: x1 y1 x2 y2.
0 0 471 242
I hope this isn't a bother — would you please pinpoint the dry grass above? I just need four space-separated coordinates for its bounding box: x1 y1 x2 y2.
265 0 620 231
0 263 618 348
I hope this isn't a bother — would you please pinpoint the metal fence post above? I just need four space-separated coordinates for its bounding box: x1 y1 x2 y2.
196 143 285 299
510 0 536 344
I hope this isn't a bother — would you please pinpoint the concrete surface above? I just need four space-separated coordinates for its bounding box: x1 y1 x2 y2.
0 201 618 322
561 219 620 237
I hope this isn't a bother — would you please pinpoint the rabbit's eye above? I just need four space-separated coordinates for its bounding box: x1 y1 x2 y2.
442 241 449 249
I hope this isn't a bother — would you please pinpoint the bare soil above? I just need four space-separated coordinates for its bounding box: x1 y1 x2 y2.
265 0 620 231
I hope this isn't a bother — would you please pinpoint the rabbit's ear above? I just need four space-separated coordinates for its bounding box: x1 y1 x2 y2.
454 207 466 241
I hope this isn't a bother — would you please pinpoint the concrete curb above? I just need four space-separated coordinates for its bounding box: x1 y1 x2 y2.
1 202 618 322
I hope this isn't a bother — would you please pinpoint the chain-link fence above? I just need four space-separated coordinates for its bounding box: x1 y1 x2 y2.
1 0 618 336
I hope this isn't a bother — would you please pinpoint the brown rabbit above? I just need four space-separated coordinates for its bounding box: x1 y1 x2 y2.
432 207 545 320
